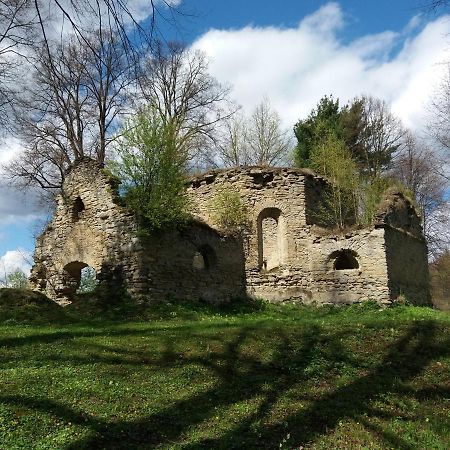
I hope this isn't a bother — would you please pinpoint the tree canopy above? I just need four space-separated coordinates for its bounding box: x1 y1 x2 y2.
294 95 405 177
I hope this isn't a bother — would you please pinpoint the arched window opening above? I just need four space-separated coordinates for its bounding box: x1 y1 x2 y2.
72 197 85 222
258 208 285 272
63 261 98 293
192 245 217 270
331 250 359 270
192 252 205 270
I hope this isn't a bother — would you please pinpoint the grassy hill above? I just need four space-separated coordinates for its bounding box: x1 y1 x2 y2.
0 292 449 449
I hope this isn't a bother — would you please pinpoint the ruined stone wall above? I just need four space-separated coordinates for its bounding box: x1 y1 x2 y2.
243 227 391 304
137 224 246 303
31 161 430 307
30 159 141 303
308 228 390 305
377 192 430 305
188 167 429 306
384 227 430 304
31 159 245 304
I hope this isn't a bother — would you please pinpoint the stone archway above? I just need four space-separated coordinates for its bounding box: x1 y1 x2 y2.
63 261 98 294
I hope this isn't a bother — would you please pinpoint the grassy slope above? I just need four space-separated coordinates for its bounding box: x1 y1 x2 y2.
0 293 449 449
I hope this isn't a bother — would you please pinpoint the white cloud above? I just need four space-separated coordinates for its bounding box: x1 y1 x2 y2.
0 137 22 169
192 3 450 133
0 183 42 225
0 248 32 278
0 137 45 224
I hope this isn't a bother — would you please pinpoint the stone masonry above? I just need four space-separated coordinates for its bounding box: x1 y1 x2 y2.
30 159 430 306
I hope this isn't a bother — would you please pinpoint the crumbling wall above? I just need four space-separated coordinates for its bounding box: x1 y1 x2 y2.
31 161 430 307
30 159 245 304
384 228 430 304
308 228 390 305
137 223 246 303
377 192 430 305
189 167 429 306
30 159 140 304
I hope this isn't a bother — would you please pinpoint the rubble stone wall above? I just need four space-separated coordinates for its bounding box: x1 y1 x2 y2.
189 167 430 305
30 159 246 304
385 227 430 305
31 161 430 306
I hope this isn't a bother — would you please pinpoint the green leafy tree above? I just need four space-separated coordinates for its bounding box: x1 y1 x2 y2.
295 95 405 177
110 107 191 231
309 133 359 228
5 269 29 289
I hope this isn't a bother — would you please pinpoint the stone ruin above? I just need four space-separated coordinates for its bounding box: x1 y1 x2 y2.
30 158 431 306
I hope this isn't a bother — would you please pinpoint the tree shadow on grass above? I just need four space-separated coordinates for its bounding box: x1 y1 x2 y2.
0 320 449 449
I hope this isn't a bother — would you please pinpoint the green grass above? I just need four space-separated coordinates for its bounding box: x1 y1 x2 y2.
0 291 449 449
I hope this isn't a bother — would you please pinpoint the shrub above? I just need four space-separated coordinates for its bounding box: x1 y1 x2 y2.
2 268 29 289
209 187 249 234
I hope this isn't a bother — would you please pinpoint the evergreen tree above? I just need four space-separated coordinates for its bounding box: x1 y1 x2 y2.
294 95 342 167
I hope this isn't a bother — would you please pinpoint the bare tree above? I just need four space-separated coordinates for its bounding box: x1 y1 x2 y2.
217 99 292 168
0 0 182 139
216 114 250 167
391 132 450 257
140 42 237 170
245 98 292 166
428 66 450 169
5 28 133 190
0 0 37 133
347 95 406 177
30 0 181 57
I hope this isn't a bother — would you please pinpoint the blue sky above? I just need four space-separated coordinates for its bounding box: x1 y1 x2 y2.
174 0 426 42
1 0 449 273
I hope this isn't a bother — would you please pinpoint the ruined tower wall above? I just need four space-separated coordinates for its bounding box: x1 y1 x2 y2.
30 160 141 303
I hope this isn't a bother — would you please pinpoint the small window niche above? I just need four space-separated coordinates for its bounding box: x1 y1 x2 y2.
331 249 359 271
192 245 217 270
72 197 85 222
192 252 206 270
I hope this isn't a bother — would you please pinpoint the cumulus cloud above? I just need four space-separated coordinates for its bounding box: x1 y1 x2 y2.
0 248 32 278
192 2 450 132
